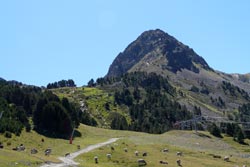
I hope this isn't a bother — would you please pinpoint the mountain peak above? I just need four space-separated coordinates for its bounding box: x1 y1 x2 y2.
107 29 212 77
136 29 176 47
139 29 169 39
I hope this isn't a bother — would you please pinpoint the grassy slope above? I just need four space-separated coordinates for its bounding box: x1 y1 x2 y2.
52 87 130 128
0 149 42 167
1 86 249 166
1 124 249 167
75 128 250 167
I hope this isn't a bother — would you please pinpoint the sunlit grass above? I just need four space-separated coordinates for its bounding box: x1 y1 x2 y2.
52 86 130 127
75 130 250 167
1 124 250 167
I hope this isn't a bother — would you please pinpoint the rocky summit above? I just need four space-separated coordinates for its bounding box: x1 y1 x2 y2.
107 29 211 77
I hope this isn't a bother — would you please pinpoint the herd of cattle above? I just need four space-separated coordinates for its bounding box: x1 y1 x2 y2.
76 144 247 167
0 140 247 166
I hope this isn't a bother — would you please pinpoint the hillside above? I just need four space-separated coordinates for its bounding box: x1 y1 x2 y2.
0 79 96 139
106 29 250 118
49 29 250 135
107 29 211 77
52 87 129 129
0 28 250 166
1 29 250 136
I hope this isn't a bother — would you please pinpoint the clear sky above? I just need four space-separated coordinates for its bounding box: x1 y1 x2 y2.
0 1 249 86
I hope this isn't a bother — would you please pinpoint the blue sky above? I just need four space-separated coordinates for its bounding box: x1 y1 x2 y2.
0 1 249 86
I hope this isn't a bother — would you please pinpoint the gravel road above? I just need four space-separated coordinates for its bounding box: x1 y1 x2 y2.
40 138 119 167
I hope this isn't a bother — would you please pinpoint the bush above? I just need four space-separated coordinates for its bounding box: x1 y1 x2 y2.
190 86 199 92
4 131 12 138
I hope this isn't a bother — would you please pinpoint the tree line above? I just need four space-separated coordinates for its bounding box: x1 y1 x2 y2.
208 122 246 144
47 79 76 89
0 78 95 138
96 72 192 134
221 81 250 100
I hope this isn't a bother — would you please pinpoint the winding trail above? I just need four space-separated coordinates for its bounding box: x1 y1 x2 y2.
40 138 119 167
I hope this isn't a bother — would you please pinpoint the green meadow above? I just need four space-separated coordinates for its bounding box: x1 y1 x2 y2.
0 124 250 167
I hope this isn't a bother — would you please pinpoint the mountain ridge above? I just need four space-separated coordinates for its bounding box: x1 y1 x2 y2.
106 29 250 118
1 29 250 135
107 29 212 77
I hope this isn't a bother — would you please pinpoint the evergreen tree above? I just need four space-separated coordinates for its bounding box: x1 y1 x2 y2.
87 79 95 87
236 128 245 144
0 98 26 136
194 106 201 116
110 113 128 130
33 98 48 130
47 79 76 89
62 97 80 128
68 79 76 87
226 123 234 137
233 124 245 144
41 102 73 137
209 123 222 138
80 111 97 126
239 103 250 122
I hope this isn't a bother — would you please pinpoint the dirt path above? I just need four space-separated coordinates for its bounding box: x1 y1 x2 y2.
40 138 119 167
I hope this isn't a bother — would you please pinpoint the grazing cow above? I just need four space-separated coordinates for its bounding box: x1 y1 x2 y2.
45 148 52 156
224 156 230 162
176 159 182 166
20 146 25 151
15 146 24 151
0 145 3 149
213 155 221 159
162 148 169 153
124 148 128 152
111 146 115 151
31 149 38 154
106 153 112 160
18 144 25 151
142 152 147 157
45 150 50 156
159 160 168 164
41 138 44 142
94 156 98 164
135 150 139 156
12 147 18 151
137 159 147 166
65 153 70 157
176 152 183 156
